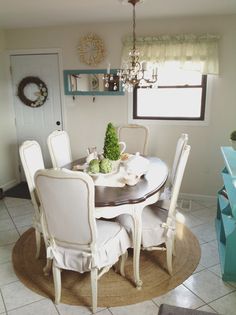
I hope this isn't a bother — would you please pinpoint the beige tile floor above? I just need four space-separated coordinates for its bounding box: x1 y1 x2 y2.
0 197 235 315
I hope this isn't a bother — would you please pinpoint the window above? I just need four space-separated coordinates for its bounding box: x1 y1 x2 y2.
133 64 207 121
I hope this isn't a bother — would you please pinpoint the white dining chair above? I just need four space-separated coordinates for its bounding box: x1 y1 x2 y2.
117 124 149 155
35 168 131 313
47 130 72 168
118 144 191 275
19 140 45 258
158 133 189 209
170 133 189 188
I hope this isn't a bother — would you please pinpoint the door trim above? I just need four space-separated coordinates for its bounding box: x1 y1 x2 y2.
8 48 66 180
8 48 66 129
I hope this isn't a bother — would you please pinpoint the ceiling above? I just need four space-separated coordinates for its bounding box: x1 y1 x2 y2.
1 0 236 29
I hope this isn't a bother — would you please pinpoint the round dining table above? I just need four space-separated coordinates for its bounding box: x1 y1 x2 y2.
64 156 168 288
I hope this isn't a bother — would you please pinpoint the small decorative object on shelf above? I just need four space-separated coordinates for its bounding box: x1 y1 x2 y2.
103 64 120 91
78 33 105 66
216 146 236 280
103 73 119 91
230 130 236 150
17 76 48 108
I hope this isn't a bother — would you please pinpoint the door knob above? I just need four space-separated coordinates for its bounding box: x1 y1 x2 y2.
56 121 61 126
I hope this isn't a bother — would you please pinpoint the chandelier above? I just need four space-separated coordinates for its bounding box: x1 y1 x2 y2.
118 0 158 91
103 0 158 92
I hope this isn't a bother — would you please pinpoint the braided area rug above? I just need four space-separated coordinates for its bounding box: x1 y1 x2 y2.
12 222 200 308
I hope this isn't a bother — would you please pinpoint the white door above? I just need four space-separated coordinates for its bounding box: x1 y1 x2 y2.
11 53 63 173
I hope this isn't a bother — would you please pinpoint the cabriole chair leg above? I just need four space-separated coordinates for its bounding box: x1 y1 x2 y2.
52 262 61 304
120 251 128 277
35 229 41 259
91 268 98 313
166 238 173 275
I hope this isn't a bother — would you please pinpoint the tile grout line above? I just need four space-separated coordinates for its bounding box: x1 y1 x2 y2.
204 289 236 310
2 201 21 237
96 307 112 315
0 288 7 314
2 200 27 237
2 297 47 314
196 303 219 313
182 280 236 308
181 282 215 307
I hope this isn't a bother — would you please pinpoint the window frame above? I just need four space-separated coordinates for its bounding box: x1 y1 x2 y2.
133 75 207 121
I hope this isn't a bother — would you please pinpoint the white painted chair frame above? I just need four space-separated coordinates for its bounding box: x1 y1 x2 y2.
47 130 72 168
19 140 45 259
35 169 130 313
158 133 189 208
117 124 149 156
142 144 191 275
170 133 188 187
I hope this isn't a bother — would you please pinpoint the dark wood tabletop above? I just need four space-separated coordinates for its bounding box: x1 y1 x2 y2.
63 156 168 207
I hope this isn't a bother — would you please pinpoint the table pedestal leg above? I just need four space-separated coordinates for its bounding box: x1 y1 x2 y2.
133 208 143 289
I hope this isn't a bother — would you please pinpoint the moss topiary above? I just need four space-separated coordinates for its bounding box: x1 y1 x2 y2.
230 130 236 141
103 122 121 161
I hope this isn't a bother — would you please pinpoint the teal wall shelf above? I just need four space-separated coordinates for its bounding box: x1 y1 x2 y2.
216 146 236 281
63 69 124 96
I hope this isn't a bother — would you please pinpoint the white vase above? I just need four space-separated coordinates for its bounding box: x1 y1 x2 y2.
110 159 121 172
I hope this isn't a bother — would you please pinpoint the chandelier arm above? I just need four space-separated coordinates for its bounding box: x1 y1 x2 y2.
132 1 136 52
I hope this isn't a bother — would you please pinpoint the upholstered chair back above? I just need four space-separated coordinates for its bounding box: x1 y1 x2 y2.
168 144 191 218
47 130 72 168
170 133 188 187
19 140 45 208
117 124 149 155
35 169 96 246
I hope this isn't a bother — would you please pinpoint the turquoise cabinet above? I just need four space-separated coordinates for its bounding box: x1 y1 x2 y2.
216 146 236 281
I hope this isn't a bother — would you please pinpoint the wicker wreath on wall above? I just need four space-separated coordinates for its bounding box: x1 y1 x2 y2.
17 76 48 108
78 33 106 66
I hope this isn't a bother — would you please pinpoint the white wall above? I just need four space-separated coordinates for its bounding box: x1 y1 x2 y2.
5 14 236 197
0 29 18 190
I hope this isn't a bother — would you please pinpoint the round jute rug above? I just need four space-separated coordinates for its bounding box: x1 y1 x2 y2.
12 223 200 308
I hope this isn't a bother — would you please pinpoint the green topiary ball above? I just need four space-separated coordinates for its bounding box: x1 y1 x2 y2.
103 122 121 161
230 130 236 141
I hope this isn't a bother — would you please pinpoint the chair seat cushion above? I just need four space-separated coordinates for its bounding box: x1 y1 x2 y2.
48 220 131 273
96 220 131 269
117 205 170 248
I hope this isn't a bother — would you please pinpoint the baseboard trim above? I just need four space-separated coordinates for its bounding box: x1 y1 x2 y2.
179 192 217 203
0 179 19 191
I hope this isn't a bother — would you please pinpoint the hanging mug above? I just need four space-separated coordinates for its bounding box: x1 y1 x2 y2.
119 141 126 154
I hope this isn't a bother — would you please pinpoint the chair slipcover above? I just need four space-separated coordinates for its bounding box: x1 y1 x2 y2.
118 144 191 274
47 220 130 272
47 130 72 168
117 124 149 155
158 133 188 205
19 140 45 258
35 169 131 312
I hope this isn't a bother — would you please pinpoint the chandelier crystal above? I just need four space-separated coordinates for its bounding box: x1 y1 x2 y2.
118 0 158 91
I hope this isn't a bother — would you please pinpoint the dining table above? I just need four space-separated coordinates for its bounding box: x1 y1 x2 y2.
63 156 168 289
